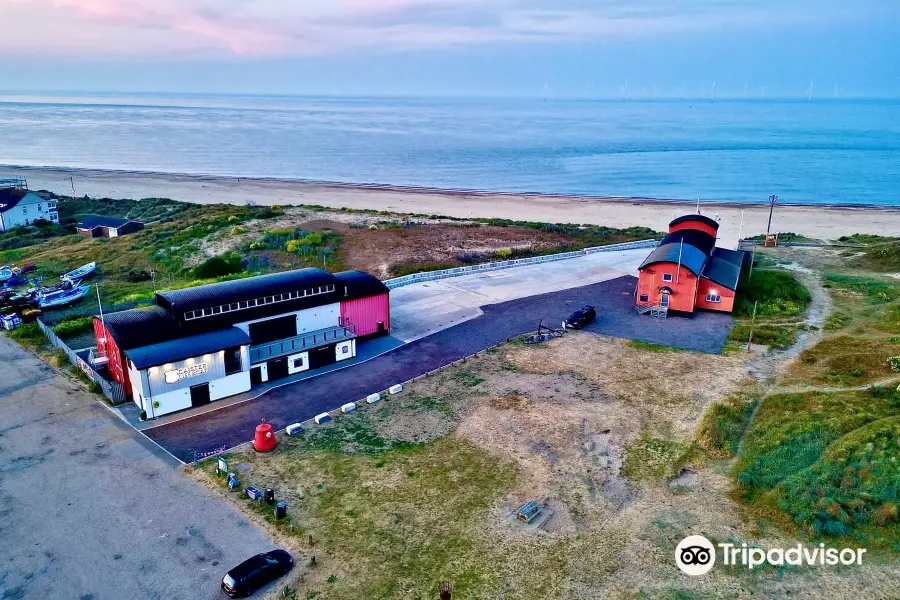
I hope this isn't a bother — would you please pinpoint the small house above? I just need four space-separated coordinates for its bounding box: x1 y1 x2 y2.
636 215 746 315
76 215 145 238
0 189 59 231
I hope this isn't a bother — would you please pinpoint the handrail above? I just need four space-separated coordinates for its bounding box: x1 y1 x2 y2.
383 239 658 290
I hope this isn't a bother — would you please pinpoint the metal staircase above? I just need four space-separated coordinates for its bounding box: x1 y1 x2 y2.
634 303 668 319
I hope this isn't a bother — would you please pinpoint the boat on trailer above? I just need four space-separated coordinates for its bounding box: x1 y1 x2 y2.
38 284 91 309
60 262 96 282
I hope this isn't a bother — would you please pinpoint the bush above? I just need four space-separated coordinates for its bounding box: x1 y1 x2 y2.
734 269 811 316
53 315 95 338
231 226 246 235
889 356 900 372
494 248 513 259
192 254 244 279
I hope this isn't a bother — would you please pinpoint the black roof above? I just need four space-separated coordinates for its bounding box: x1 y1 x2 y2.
0 189 33 213
125 327 251 369
640 241 709 276
669 214 720 231
99 306 177 350
700 248 745 290
156 269 337 314
334 270 389 300
77 215 137 230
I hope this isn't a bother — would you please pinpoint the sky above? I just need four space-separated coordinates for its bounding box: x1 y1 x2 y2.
0 0 898 97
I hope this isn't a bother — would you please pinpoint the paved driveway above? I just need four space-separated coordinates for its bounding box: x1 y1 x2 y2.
0 337 274 600
145 276 732 462
389 248 647 341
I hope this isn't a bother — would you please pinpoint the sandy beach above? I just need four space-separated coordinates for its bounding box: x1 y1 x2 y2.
4 165 898 248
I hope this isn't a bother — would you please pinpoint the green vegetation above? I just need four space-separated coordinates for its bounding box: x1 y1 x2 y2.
301 413 419 455
734 269 811 317
0 220 70 252
627 340 689 353
8 322 48 351
52 315 95 338
191 253 244 279
728 323 803 350
622 428 695 481
744 232 817 244
734 388 899 548
388 261 458 277
793 336 898 387
697 389 762 459
824 273 900 303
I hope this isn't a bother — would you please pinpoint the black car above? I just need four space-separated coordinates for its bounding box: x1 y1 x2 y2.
565 305 596 329
222 549 294 598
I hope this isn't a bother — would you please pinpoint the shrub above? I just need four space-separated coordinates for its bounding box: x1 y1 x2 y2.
88 380 102 394
368 225 378 231
192 254 244 279
231 226 246 235
53 315 95 338
734 269 811 316
888 356 900 372
494 248 513 259
227 215 240 223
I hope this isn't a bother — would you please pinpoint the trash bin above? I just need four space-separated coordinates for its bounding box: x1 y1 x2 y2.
264 488 275 505
275 501 287 520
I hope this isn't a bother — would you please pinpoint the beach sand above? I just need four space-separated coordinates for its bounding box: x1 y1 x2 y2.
4 165 898 247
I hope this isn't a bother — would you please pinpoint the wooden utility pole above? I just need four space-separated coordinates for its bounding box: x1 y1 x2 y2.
749 246 756 279
746 301 759 352
765 194 778 242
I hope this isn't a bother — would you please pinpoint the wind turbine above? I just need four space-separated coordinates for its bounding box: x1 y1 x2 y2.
653 85 659 100
543 83 549 103
680 85 686 99
833 84 838 99
759 84 769 98
621 81 629 100
806 81 815 102
743 83 748 99
710 81 717 100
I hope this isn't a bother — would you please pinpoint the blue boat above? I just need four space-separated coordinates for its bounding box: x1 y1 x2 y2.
60 262 96 282
39 284 91 309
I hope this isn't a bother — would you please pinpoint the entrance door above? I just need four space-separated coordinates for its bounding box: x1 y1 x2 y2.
660 294 670 308
267 357 289 382
308 345 336 370
377 321 386 335
250 366 264 386
190 383 211 408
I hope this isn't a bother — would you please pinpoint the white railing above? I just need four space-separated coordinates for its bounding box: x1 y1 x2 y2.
383 239 658 289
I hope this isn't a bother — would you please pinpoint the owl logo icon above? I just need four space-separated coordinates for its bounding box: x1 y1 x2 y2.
675 535 716 576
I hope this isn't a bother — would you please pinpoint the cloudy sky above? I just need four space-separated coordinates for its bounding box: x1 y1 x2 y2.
1 0 898 96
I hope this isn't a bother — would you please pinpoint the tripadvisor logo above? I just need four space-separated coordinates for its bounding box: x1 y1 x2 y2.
675 535 867 576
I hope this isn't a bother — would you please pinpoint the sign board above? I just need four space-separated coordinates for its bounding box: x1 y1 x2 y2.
165 362 208 384
77 358 95 381
217 456 228 474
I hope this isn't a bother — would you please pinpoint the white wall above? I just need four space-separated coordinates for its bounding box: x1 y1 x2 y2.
235 303 341 339
335 339 356 362
287 351 310 375
0 193 58 231
151 388 193 416
209 371 251 401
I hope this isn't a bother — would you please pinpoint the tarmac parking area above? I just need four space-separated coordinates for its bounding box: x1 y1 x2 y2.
145 275 733 462
0 337 274 600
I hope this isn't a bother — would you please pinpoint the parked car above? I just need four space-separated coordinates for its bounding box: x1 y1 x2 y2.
564 305 596 329
221 549 294 598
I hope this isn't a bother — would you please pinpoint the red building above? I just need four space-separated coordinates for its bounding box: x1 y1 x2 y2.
636 215 745 315
93 268 390 417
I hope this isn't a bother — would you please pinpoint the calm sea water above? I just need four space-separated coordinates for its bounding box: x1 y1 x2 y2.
1 93 899 206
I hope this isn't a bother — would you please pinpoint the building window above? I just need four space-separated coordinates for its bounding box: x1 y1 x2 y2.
662 273 673 283
639 294 649 302
706 294 722 303
224 346 242 375
292 356 304 369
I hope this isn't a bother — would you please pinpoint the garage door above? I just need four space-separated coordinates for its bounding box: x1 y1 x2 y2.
248 315 297 345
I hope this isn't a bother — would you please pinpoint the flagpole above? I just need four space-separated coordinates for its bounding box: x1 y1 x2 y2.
676 239 683 284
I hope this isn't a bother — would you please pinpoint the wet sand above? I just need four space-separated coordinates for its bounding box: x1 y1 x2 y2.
4 165 898 247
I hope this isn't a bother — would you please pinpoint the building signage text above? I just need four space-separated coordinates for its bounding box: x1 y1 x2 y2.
165 362 208 384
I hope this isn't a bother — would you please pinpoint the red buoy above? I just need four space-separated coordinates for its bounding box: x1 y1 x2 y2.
253 420 277 453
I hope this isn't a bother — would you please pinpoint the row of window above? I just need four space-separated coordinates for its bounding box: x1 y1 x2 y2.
639 293 721 303
183 285 336 321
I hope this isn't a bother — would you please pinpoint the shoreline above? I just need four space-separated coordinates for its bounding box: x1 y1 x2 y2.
2 164 898 248
3 163 896 211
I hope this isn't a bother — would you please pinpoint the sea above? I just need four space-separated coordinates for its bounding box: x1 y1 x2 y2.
1 92 899 206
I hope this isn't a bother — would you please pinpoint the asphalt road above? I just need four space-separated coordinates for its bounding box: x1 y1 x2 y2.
0 336 275 600
145 276 732 462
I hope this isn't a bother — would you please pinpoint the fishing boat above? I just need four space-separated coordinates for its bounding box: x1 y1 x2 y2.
0 266 13 283
3 271 29 288
38 284 91 310
60 262 96 282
